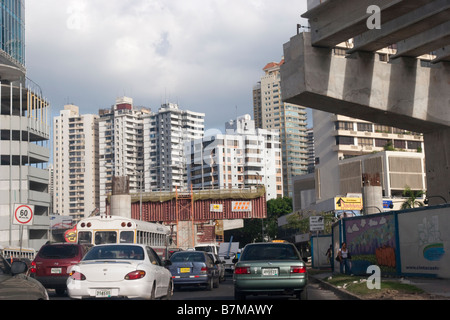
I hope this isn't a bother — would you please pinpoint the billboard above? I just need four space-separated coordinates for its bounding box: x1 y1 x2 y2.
335 197 363 211
232 201 252 212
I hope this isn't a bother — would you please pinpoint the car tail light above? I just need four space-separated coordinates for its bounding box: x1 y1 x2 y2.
125 270 146 280
290 266 306 274
69 271 86 281
29 261 36 273
234 266 251 274
200 266 208 274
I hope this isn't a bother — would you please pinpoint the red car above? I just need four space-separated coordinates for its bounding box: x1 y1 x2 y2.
30 243 91 296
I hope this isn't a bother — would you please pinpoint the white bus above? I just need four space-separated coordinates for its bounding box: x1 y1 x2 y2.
75 216 172 259
0 245 36 262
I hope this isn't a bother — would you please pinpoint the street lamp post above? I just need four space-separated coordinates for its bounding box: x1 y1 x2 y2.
424 195 448 205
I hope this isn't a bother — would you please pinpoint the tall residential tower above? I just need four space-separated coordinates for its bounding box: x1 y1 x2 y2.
253 59 309 197
53 105 99 221
143 102 204 192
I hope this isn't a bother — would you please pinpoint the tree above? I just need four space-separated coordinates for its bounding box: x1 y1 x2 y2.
401 186 424 209
265 197 293 240
225 197 293 245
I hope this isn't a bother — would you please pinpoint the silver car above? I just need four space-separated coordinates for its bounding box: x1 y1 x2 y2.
0 255 49 300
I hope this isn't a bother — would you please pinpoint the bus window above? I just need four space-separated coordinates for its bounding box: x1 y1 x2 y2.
78 231 92 244
95 231 117 245
120 231 134 243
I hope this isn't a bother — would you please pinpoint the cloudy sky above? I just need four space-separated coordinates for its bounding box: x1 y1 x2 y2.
25 0 309 131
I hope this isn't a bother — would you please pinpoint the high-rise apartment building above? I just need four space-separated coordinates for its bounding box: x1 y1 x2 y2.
186 114 283 200
98 97 151 214
0 1 51 250
253 59 309 197
53 105 99 221
143 103 204 192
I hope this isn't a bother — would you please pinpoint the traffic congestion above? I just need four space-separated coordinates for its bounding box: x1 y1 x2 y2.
0 217 310 301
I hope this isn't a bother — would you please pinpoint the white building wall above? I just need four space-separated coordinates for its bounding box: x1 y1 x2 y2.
187 114 283 200
53 105 99 220
143 103 204 192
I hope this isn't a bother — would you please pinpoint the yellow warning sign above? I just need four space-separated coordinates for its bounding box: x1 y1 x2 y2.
210 204 223 212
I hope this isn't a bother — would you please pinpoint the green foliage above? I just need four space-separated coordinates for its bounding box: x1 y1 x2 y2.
401 186 424 209
285 211 335 234
225 197 293 245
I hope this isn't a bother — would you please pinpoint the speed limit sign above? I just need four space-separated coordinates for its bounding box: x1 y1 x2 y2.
13 204 34 225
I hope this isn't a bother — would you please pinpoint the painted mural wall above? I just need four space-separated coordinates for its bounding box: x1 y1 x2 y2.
398 207 450 278
333 204 450 278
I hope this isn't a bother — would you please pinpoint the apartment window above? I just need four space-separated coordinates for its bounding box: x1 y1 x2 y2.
374 124 391 133
407 141 421 150
336 136 354 145
375 138 390 148
335 121 353 131
357 123 373 132
394 140 406 149
358 138 373 147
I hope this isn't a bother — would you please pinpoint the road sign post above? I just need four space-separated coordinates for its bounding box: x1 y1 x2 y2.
309 216 324 232
13 204 34 256
13 204 34 226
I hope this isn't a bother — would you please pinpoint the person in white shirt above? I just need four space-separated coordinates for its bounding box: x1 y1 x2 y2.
337 242 351 274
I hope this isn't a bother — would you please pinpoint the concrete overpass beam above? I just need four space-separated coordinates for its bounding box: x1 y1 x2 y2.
432 45 450 64
391 20 450 58
281 32 450 132
349 0 450 53
303 0 430 47
281 31 450 208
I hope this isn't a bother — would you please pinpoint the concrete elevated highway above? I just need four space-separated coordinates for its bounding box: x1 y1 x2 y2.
281 0 450 205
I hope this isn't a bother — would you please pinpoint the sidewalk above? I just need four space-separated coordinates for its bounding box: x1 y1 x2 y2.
309 270 450 300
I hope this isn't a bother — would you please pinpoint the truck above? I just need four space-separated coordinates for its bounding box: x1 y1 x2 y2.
218 241 240 274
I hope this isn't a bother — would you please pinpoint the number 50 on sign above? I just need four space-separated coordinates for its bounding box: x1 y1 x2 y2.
13 204 34 225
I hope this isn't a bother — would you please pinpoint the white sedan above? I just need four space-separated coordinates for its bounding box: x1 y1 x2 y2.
67 244 173 300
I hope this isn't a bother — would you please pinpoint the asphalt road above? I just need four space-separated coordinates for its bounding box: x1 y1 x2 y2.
49 276 342 301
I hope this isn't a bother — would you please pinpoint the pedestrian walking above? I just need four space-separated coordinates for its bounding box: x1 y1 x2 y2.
337 242 351 275
325 244 332 266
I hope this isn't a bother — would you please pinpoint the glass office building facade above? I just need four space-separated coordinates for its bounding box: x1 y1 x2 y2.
0 0 25 68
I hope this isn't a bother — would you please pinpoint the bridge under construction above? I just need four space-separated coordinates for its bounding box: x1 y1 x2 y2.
105 186 267 249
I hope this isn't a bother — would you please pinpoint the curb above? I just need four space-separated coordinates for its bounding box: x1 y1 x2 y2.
309 275 362 300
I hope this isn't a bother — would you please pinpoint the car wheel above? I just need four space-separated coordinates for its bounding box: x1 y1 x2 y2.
205 277 213 291
162 280 173 300
297 287 308 300
213 276 220 288
234 288 246 300
55 288 66 296
149 282 156 300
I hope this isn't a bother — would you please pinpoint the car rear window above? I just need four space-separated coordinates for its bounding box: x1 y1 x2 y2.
240 244 300 261
38 245 79 259
170 252 206 263
83 245 145 261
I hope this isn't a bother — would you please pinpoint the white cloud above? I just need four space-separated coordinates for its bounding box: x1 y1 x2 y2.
25 0 308 129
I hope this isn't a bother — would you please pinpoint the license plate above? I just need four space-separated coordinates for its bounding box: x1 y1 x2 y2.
179 268 191 273
262 268 278 276
95 289 112 298
51 268 62 274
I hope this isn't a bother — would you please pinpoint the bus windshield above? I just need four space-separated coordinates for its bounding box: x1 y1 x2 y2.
94 231 117 245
